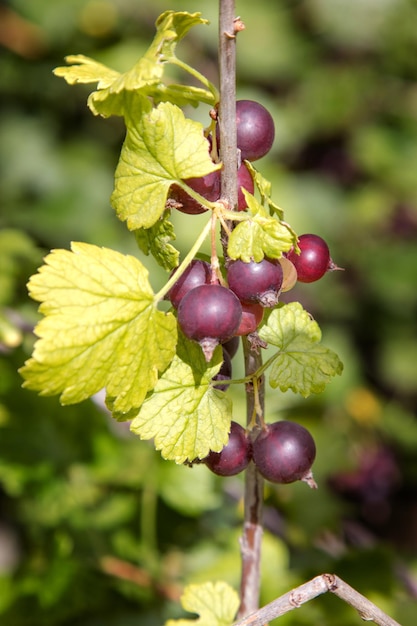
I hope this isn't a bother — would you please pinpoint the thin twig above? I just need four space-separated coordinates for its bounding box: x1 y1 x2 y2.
217 1 265 617
218 0 238 210
233 573 403 626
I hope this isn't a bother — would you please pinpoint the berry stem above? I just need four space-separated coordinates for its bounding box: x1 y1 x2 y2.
154 217 212 302
167 57 219 104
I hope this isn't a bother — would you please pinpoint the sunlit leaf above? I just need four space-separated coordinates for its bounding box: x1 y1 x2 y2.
135 212 179 271
112 99 220 230
228 191 295 262
245 161 284 219
259 302 343 397
165 581 240 626
19 243 177 415
53 12 214 117
130 333 232 463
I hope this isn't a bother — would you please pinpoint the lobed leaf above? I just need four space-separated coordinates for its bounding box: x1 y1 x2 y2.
130 333 232 464
228 191 294 262
112 98 220 230
19 243 177 415
259 302 343 397
134 212 179 271
245 161 285 219
165 581 240 626
53 12 214 117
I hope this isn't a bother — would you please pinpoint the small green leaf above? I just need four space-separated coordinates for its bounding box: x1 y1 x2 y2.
228 191 294 262
245 161 284 219
53 12 214 117
259 302 343 397
53 54 120 89
19 243 177 415
112 99 220 230
130 333 232 463
165 581 240 626
135 212 179 271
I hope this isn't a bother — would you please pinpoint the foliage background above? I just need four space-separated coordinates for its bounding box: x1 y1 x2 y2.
1 0 417 624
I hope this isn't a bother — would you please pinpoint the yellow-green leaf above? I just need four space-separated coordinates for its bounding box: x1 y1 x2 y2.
130 334 232 463
165 581 240 626
134 212 179 271
53 54 120 89
258 302 343 397
19 243 177 415
228 191 295 262
112 99 220 230
53 12 214 117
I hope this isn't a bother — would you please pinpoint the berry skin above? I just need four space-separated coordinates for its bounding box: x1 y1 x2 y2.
169 170 220 215
252 421 316 484
177 284 242 361
235 302 264 336
227 258 283 307
222 335 240 359
204 421 252 476
212 348 232 392
237 162 254 210
167 260 211 309
236 100 275 161
286 234 332 283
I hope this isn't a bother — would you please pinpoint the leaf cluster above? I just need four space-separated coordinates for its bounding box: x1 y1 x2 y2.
19 10 342 466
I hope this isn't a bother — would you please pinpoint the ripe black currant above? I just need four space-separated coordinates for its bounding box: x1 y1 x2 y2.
227 258 283 307
237 162 254 210
167 259 211 309
204 421 252 476
222 335 240 360
235 302 264 336
212 348 232 391
252 420 316 485
169 170 220 215
236 100 275 161
286 234 333 283
177 284 242 361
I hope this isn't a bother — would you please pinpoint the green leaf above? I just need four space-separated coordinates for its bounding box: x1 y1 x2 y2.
165 581 240 626
258 302 343 397
19 243 177 415
245 161 284 219
135 212 179 271
53 54 120 89
112 99 220 230
53 12 214 117
228 191 295 262
130 333 232 463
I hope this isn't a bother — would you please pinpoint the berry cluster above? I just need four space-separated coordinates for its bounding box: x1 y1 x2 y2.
203 420 316 486
166 100 338 364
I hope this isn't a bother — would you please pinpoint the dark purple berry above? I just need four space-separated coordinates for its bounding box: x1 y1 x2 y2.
167 260 211 309
236 100 275 161
235 302 264 336
227 258 283 307
204 421 252 476
212 348 232 391
222 335 240 359
286 234 332 283
169 170 221 215
237 162 254 210
216 100 275 162
177 284 242 361
252 421 316 485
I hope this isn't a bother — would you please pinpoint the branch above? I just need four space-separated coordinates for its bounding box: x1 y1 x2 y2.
233 573 402 626
217 1 264 617
218 0 237 209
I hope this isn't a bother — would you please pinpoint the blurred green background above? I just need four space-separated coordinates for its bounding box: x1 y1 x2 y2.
1 0 417 624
